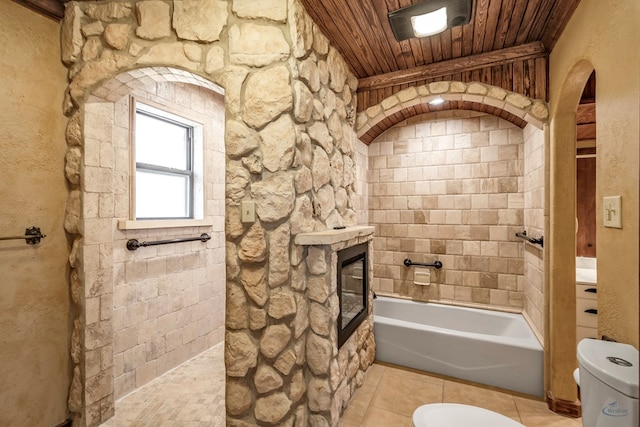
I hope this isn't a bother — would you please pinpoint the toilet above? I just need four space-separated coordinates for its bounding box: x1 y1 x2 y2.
577 338 639 427
412 403 524 427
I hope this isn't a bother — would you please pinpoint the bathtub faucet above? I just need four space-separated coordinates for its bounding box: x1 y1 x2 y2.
403 259 443 269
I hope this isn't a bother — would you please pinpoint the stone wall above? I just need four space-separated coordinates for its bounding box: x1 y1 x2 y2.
224 3 368 425
59 0 366 426
294 227 375 426
368 110 526 309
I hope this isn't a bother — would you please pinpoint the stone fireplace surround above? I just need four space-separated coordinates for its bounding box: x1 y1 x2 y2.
294 225 375 426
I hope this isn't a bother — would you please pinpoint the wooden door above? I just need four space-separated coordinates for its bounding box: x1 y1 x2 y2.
576 153 596 257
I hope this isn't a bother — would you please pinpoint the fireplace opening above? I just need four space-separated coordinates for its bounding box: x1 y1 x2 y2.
337 242 368 348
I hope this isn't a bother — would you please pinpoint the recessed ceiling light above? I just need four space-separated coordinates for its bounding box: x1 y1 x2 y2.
429 97 445 106
388 0 473 41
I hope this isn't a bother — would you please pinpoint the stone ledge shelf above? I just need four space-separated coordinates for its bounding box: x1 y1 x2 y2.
294 225 374 246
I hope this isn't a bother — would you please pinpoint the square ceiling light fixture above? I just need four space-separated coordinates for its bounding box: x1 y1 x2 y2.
388 0 473 41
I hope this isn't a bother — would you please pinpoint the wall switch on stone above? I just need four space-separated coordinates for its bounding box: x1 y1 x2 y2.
241 200 255 223
603 196 622 228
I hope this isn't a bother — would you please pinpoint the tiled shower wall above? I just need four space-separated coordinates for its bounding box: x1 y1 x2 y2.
85 81 226 399
355 134 369 225
367 111 526 309
522 124 546 339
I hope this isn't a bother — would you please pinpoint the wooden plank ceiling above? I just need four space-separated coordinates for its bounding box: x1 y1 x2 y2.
577 71 596 141
301 0 581 113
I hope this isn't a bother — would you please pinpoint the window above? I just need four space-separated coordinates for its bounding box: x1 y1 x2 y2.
133 101 204 220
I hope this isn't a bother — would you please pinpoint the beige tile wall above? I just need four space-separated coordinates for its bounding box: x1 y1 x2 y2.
367 110 526 309
85 82 226 399
355 131 369 225
522 124 546 338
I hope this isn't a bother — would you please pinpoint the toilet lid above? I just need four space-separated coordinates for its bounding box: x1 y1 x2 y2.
412 403 524 427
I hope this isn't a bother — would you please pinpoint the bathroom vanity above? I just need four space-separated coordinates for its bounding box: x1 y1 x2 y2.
576 257 597 341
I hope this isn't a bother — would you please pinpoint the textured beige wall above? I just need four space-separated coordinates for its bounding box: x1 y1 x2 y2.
0 2 70 426
550 0 639 347
547 0 639 403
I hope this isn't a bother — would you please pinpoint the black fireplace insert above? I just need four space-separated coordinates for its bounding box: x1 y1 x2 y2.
337 242 368 347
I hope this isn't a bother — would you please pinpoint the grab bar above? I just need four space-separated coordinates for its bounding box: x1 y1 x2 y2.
403 259 443 269
127 233 211 251
0 227 46 245
515 231 544 247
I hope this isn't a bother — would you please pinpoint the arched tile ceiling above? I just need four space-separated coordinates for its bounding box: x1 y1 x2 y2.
359 100 527 145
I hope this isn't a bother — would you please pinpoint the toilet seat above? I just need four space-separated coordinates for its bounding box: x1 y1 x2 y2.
412 403 524 427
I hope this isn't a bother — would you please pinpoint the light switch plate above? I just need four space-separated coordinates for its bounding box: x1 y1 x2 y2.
603 196 622 228
241 200 255 223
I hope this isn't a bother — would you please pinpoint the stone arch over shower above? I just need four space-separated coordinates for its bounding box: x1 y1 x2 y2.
355 81 549 144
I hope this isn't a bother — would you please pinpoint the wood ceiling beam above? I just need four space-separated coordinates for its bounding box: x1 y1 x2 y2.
358 41 547 91
12 0 64 20
577 123 596 141
576 102 595 125
576 102 595 140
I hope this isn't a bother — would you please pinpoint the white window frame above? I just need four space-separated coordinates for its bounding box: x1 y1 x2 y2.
119 96 207 230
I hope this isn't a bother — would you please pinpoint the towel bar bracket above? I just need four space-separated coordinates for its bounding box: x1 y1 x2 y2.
0 226 46 245
515 231 544 247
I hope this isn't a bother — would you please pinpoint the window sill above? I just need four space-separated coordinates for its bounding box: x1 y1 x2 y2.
117 219 214 230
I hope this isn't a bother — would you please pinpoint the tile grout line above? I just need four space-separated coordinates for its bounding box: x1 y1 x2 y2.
356 370 380 426
511 392 524 424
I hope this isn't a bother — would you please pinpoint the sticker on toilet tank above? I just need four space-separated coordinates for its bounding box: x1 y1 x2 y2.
602 401 629 417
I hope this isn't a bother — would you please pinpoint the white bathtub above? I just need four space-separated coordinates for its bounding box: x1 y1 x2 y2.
374 296 544 396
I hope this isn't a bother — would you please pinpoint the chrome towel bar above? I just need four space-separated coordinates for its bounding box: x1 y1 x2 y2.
126 233 211 251
0 227 46 245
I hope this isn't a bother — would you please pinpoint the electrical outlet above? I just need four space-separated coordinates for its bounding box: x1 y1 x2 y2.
241 200 255 223
603 196 622 228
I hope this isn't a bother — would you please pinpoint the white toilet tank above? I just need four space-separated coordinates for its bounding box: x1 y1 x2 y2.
577 339 638 427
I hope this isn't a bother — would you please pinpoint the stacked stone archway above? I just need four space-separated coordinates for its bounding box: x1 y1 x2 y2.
356 81 549 144
60 1 372 426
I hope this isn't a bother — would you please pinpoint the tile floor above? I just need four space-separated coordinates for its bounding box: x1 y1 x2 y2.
339 362 583 427
101 343 225 426
101 343 582 427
